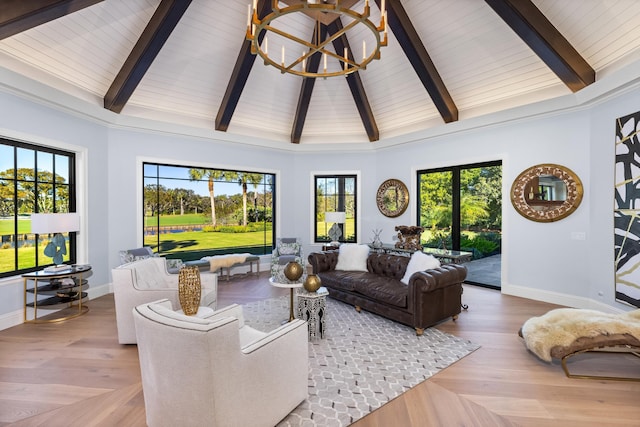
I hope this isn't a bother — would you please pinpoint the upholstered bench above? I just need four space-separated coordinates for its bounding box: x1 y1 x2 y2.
188 254 261 281
519 308 640 380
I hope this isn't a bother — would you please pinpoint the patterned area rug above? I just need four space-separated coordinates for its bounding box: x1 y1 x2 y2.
242 296 480 426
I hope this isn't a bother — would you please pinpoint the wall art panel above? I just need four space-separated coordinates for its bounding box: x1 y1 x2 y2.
614 111 640 308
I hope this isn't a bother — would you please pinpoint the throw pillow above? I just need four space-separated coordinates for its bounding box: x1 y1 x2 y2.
401 251 441 285
335 244 370 272
278 242 300 255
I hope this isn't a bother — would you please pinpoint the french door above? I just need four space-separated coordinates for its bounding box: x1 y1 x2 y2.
417 161 502 287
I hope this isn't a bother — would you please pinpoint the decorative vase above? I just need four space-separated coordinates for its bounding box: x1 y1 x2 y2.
303 273 322 292
371 228 383 248
284 261 303 282
178 266 201 315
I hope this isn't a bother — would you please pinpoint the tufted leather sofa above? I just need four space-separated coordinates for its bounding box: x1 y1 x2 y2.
308 251 467 335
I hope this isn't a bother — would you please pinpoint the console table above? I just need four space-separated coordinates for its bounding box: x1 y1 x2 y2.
23 264 91 323
368 244 472 264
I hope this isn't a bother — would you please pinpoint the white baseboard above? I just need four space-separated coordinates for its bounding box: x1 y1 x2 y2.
0 282 112 331
501 282 624 314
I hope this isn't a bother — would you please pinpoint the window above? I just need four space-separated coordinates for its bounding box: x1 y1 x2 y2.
0 139 76 277
314 175 357 243
143 163 275 258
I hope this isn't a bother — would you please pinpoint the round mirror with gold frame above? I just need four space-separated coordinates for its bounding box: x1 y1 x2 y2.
511 163 583 222
376 179 409 217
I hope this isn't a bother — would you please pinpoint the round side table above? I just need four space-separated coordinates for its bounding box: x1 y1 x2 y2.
268 277 303 322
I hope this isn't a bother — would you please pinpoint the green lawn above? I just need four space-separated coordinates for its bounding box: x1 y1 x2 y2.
0 218 32 235
144 229 272 253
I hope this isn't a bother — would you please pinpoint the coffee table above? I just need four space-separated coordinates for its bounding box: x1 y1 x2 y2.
268 277 303 322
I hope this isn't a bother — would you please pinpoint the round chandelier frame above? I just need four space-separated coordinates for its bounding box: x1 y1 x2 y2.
246 0 388 78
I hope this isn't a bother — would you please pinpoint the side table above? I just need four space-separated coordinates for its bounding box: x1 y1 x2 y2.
22 264 91 323
268 277 303 323
296 286 329 340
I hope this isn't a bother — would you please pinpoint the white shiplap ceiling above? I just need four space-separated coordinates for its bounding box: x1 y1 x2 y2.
1 0 640 145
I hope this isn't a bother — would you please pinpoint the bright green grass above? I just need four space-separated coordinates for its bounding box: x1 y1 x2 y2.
0 218 32 235
0 244 70 273
144 213 211 227
144 229 272 252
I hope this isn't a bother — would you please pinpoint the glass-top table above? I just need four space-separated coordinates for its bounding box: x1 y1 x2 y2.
368 244 472 264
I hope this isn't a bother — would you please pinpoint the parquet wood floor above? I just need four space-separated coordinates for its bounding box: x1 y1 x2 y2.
1 272 639 426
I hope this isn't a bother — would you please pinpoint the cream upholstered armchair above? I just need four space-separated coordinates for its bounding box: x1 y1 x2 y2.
270 237 304 283
133 299 308 427
112 257 217 344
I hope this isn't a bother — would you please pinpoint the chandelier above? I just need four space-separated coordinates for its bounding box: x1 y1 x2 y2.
246 0 388 78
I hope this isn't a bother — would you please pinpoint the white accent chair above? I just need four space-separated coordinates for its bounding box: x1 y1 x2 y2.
133 299 308 427
112 257 217 344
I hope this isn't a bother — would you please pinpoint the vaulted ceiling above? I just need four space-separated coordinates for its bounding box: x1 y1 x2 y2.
1 0 640 145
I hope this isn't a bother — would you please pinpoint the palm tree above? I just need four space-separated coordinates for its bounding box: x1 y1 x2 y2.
188 169 226 226
236 173 264 226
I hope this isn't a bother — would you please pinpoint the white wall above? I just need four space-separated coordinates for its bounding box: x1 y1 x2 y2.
1 61 639 329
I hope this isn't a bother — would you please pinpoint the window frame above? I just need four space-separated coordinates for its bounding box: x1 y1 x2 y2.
313 173 359 244
0 138 77 278
142 161 276 258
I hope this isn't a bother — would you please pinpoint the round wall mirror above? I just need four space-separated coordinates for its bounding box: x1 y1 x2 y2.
511 163 583 222
376 179 409 217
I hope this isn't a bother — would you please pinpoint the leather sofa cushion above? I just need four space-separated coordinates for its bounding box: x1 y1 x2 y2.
318 271 408 308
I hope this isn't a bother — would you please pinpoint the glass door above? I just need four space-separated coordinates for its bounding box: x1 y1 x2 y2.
417 161 502 288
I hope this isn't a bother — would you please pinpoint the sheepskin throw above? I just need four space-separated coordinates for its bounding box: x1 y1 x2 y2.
520 308 640 362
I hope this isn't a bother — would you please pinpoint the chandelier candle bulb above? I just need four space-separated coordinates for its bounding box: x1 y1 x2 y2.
324 53 327 72
381 0 386 14
344 47 348 71
282 45 285 67
363 40 366 60
265 36 268 55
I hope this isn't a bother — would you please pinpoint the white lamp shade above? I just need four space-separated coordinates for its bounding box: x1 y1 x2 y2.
325 212 346 223
31 213 80 234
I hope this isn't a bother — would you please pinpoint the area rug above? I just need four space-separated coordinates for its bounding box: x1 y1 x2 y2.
242 296 480 426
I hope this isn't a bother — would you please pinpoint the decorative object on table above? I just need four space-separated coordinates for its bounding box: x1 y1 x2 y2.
303 273 322 293
284 261 304 282
246 0 388 79
376 178 409 218
30 212 80 268
511 163 583 223
371 228 383 248
395 225 424 251
178 266 202 316
325 211 346 245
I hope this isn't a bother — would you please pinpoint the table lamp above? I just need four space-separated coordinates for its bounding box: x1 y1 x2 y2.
325 211 346 246
31 213 80 268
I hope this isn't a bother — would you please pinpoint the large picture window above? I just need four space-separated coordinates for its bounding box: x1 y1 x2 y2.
314 175 357 243
143 163 275 259
0 139 76 277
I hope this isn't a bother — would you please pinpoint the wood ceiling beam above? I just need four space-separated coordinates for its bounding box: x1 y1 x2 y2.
376 0 457 123
328 19 379 142
0 0 103 40
485 0 594 92
291 24 329 144
104 0 191 113
215 0 272 132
